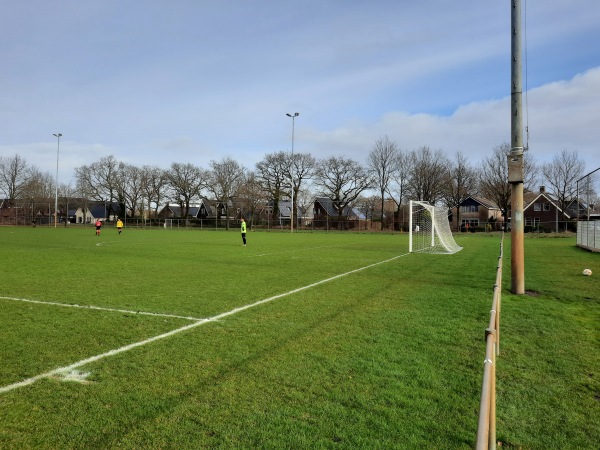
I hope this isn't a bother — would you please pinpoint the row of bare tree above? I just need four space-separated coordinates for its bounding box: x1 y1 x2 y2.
366 138 591 227
0 139 592 227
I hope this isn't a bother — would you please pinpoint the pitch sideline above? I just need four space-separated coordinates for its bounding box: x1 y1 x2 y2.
0 252 410 394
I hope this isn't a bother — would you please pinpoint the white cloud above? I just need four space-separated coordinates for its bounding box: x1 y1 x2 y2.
1 1 599 184
292 67 600 173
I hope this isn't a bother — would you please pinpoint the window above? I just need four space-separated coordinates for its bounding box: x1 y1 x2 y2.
461 219 479 228
526 218 532 226
461 205 478 213
543 203 550 211
534 203 541 211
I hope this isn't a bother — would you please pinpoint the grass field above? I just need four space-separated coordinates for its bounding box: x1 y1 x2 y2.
0 226 598 449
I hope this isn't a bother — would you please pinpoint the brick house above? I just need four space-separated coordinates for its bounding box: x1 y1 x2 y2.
451 196 504 231
523 186 572 232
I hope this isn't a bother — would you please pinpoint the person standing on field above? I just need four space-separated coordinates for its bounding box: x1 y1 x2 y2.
116 218 123 235
95 219 102 236
241 217 247 246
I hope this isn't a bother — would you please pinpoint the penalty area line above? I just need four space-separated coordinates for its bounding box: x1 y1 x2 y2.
0 252 410 395
0 296 203 322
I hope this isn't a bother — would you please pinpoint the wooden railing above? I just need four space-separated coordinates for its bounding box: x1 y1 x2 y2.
476 233 504 449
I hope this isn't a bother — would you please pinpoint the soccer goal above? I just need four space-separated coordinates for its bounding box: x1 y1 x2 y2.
409 200 462 254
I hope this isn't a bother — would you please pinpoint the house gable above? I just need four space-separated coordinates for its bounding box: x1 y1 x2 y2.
523 192 572 231
452 195 503 230
312 197 364 220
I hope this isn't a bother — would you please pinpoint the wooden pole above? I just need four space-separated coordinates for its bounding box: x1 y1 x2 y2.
509 0 525 294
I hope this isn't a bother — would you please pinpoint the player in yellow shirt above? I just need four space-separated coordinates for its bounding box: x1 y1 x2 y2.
241 218 247 246
116 218 124 235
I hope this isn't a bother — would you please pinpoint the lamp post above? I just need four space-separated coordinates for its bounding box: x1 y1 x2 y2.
286 112 299 232
53 133 62 228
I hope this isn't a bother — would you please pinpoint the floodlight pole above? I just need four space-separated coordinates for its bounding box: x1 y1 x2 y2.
508 0 525 294
53 133 62 228
286 112 299 233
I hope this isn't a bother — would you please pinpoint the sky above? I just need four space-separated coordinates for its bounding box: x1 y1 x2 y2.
1 0 599 188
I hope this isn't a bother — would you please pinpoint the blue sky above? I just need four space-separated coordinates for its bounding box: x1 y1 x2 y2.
1 0 599 187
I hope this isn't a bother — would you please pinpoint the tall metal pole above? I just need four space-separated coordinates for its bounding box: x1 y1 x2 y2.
286 112 299 233
509 0 525 294
53 133 62 228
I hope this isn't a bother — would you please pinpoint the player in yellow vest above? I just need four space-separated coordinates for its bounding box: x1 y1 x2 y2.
241 218 247 246
116 219 124 235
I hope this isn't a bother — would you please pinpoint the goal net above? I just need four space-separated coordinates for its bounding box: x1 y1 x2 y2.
409 200 462 254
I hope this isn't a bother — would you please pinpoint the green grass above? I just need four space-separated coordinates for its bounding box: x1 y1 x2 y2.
0 227 598 449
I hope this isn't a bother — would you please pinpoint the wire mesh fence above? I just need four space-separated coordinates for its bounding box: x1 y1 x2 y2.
576 168 600 251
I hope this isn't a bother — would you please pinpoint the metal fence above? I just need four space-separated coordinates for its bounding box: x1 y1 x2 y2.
577 221 600 251
576 167 600 251
476 233 504 449
79 217 391 232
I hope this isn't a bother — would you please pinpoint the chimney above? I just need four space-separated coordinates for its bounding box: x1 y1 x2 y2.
539 185 546 194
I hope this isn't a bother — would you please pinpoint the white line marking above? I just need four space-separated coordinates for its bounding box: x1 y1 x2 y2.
53 369 92 384
0 252 410 394
0 296 203 321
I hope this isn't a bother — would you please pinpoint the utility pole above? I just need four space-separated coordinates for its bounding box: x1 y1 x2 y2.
53 133 62 228
286 112 299 232
509 0 525 294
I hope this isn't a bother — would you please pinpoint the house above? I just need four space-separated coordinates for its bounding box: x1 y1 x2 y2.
523 186 572 232
313 197 365 220
157 203 201 219
156 198 232 220
566 198 600 221
451 196 503 231
312 197 365 229
74 202 121 224
274 199 303 225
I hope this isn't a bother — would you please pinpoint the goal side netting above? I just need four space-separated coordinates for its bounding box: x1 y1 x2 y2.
409 200 462 254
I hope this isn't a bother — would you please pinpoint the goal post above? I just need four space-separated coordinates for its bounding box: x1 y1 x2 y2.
409 200 462 254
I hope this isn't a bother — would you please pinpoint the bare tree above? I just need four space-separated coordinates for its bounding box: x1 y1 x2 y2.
119 163 145 219
285 152 316 229
295 185 315 228
0 154 32 201
207 157 246 230
255 152 288 220
74 155 121 218
368 136 398 229
353 194 379 222
542 149 585 217
166 162 207 218
58 182 78 224
237 171 267 228
387 149 412 229
140 166 169 218
407 146 450 203
479 143 537 229
444 151 477 230
314 156 372 226
19 167 54 222
21 168 54 200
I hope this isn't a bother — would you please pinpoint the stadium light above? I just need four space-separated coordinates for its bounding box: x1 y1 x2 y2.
53 133 62 228
286 112 299 232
